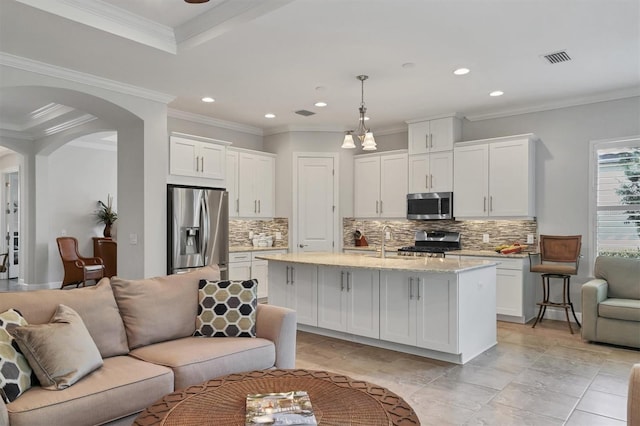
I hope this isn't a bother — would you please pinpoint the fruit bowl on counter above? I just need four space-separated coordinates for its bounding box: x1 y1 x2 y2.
494 243 527 254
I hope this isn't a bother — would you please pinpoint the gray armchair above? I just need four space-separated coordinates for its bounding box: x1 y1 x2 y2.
581 256 640 348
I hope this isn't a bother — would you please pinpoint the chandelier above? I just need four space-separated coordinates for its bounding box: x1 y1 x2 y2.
341 75 376 151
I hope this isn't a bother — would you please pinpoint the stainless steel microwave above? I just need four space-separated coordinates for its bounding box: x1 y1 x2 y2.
407 192 453 220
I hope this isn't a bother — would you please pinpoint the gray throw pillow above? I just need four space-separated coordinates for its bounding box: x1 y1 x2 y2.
9 304 103 390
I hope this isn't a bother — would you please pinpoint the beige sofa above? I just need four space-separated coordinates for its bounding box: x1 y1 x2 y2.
0 266 296 426
581 256 640 348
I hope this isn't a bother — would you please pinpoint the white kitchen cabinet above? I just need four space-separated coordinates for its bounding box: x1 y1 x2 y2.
354 150 408 218
226 150 239 217
229 250 286 299
380 271 457 353
170 133 230 180
317 267 379 339
454 134 537 219
268 262 318 326
233 149 276 218
449 255 535 324
408 151 453 193
407 116 461 155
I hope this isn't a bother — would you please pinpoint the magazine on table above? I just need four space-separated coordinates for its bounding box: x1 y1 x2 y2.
245 390 317 425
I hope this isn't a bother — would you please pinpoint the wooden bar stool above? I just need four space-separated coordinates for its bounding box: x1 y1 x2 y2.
529 235 582 333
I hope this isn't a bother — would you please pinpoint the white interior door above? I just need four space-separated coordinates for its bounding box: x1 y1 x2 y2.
296 156 335 252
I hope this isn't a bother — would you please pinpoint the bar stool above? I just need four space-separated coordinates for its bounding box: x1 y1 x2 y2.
529 235 582 333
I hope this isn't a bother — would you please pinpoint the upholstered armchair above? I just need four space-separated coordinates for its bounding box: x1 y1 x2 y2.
56 237 105 288
581 256 640 348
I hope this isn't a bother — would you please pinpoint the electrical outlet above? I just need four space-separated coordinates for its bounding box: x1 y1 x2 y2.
60 229 67 236
129 233 138 245
385 231 391 240
275 232 282 240
527 234 534 244
482 234 490 243
249 231 254 239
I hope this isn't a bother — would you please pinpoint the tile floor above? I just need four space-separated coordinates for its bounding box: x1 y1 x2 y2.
296 320 638 425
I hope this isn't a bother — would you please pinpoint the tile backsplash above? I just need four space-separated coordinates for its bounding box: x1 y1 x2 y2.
343 218 538 251
230 218 288 247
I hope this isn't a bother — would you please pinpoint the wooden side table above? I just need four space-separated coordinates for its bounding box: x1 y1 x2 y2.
93 237 117 278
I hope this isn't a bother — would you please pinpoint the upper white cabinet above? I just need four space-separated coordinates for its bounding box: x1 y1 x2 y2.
407 116 461 155
228 148 276 218
408 151 453 193
454 134 537 219
354 151 408 218
170 132 230 181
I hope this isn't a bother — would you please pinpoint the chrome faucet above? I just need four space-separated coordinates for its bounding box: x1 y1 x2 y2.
381 225 391 258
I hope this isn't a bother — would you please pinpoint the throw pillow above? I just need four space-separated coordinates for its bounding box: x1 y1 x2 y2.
111 265 221 349
195 279 258 337
9 304 103 390
0 308 32 402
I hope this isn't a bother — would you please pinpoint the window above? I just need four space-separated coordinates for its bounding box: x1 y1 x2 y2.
590 136 640 260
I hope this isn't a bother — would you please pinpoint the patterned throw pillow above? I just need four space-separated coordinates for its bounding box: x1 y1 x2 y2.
195 279 258 337
0 309 33 402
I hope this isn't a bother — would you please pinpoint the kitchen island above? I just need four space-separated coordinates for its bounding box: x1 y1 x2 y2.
256 252 497 364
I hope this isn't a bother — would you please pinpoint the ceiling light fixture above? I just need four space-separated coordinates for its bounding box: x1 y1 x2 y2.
264 113 276 118
201 97 215 103
342 75 376 151
314 102 327 107
184 0 209 3
453 68 470 75
489 90 504 97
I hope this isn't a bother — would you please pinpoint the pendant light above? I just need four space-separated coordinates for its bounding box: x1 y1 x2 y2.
342 75 376 151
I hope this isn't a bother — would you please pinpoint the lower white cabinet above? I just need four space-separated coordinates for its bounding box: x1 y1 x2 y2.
317 267 380 339
229 250 286 299
269 262 318 326
449 255 534 323
380 271 457 353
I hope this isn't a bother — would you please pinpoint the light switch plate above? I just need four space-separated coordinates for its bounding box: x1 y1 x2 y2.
275 232 282 240
385 232 391 240
482 234 490 243
527 234 535 244
129 233 138 245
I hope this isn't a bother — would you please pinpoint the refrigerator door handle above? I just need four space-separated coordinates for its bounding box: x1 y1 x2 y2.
200 192 210 265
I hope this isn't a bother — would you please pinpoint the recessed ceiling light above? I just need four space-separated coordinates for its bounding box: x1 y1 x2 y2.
264 113 276 118
201 97 215 103
453 68 470 75
314 102 327 107
402 62 416 69
489 91 504 97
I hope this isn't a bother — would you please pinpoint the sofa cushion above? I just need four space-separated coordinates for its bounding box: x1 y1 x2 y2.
594 256 640 300
599 298 640 322
130 336 275 390
0 279 129 358
0 309 33 402
4 356 174 426
111 266 220 349
195 279 258 337
10 305 103 390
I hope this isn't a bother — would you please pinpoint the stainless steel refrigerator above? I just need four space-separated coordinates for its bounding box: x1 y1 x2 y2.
167 184 228 278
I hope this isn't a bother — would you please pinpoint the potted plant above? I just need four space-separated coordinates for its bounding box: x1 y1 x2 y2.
95 194 117 238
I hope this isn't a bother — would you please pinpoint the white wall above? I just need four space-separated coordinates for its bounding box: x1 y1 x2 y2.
168 117 263 151
47 143 117 285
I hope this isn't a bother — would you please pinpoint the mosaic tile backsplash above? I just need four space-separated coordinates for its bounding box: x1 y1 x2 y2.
343 218 538 251
230 218 289 248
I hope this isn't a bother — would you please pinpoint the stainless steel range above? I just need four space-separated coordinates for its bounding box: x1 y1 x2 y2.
397 230 461 258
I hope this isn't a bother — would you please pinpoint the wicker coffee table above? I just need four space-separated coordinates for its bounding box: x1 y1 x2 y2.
134 369 419 425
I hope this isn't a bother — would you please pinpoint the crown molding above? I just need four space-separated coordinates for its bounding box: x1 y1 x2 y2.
0 129 34 141
405 113 462 124
168 109 263 136
464 88 640 122
41 114 97 137
0 53 176 104
374 125 408 136
14 0 176 54
68 139 117 152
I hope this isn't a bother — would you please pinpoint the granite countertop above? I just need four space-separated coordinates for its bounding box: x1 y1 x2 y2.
448 249 536 259
255 252 497 274
230 246 288 253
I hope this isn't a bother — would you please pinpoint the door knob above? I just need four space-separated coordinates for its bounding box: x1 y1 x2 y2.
299 244 308 248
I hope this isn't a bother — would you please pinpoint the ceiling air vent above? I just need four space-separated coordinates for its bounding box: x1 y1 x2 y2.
295 109 315 117
543 50 571 64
